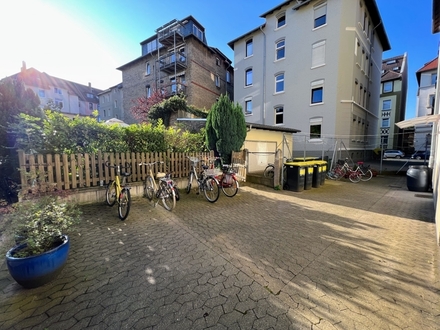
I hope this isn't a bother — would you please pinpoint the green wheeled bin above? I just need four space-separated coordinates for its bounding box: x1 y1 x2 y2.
284 162 305 192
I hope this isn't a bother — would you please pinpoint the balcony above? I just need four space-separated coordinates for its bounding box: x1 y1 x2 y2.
159 52 187 74
156 20 185 47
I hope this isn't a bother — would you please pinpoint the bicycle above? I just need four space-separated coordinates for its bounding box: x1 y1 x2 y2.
105 161 131 220
139 161 176 211
0 176 19 205
263 157 289 188
352 161 373 181
327 159 361 183
186 157 220 203
212 158 239 197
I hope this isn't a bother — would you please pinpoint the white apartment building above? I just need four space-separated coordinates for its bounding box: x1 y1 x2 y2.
98 83 124 122
413 57 438 151
228 0 390 159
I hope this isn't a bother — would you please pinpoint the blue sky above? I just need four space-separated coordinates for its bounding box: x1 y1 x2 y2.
1 0 438 119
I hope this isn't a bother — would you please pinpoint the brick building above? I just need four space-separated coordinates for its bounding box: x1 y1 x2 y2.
117 16 234 124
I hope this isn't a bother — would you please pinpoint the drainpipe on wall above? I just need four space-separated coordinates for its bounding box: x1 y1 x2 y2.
260 25 266 125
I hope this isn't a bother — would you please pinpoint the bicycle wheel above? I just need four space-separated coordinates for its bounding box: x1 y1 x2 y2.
105 181 117 206
174 186 181 201
118 188 131 220
203 177 220 203
160 182 176 211
360 169 373 181
263 165 275 178
221 174 239 197
349 172 361 183
144 176 155 201
186 173 193 194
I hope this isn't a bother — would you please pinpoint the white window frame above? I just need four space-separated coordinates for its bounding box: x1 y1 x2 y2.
383 81 393 93
310 117 323 139
276 13 286 29
382 99 391 110
275 106 284 125
146 63 151 75
215 75 220 88
245 98 252 115
246 39 253 57
245 68 253 86
314 2 327 29
275 73 285 93
311 40 326 68
311 79 324 104
382 118 390 127
275 39 285 60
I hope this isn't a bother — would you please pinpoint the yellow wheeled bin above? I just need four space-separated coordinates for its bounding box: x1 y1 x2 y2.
302 161 314 190
284 162 306 192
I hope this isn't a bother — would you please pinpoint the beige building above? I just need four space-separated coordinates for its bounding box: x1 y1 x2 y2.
117 16 234 124
379 53 408 152
228 0 390 160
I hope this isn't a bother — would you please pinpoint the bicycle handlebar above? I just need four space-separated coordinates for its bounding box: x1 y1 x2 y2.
105 161 131 169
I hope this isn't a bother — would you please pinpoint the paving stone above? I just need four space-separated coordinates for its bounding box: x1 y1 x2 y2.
0 176 438 329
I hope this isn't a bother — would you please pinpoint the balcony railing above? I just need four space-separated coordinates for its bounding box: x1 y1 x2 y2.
159 52 187 74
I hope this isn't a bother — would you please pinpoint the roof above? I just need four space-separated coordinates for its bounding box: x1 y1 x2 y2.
8 67 103 103
415 57 438 85
433 0 440 33
228 0 390 51
381 54 406 82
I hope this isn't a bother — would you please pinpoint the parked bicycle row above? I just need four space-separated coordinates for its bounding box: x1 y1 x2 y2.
326 158 373 183
104 156 240 221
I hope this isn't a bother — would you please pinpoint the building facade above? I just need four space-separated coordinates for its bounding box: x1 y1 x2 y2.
98 83 124 122
228 0 390 159
117 16 234 124
6 62 102 118
414 57 438 151
379 53 408 151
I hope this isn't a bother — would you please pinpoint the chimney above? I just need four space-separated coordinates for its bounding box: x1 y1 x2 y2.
88 82 92 92
21 61 26 73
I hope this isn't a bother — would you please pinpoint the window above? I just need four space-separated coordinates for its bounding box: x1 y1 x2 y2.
215 75 220 88
311 80 324 104
114 100 117 109
245 99 252 115
431 73 437 86
146 63 151 75
275 73 284 93
55 99 63 109
216 58 220 66
382 118 390 127
246 39 253 57
382 99 391 110
311 40 326 67
276 39 285 60
54 87 62 95
277 14 286 28
89 102 93 110
314 3 327 28
38 90 45 97
146 86 151 98
226 71 231 83
310 117 322 139
245 68 253 86
171 78 176 93
383 81 393 93
193 25 203 41
275 106 283 124
103 110 106 117
429 94 436 108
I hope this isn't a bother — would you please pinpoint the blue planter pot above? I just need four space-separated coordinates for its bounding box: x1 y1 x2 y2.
5 235 70 288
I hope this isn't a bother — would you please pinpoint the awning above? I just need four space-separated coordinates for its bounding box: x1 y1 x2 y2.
395 114 440 129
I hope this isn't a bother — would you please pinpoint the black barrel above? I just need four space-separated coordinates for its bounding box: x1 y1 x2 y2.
406 165 429 192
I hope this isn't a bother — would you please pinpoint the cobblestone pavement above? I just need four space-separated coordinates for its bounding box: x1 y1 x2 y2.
0 175 439 329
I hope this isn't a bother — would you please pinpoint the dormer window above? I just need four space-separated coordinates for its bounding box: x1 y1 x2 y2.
193 25 203 41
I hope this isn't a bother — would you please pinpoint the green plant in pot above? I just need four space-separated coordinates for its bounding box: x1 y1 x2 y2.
4 195 81 288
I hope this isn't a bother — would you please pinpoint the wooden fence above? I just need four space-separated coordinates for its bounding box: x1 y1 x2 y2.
17 150 247 193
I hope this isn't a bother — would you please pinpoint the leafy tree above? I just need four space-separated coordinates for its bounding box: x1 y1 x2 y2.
205 94 247 164
130 89 167 123
0 78 42 177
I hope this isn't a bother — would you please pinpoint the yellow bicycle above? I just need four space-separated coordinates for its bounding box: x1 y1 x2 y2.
105 161 131 220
